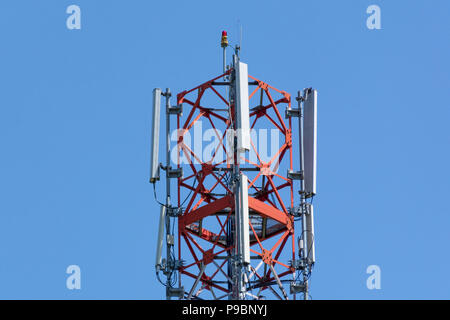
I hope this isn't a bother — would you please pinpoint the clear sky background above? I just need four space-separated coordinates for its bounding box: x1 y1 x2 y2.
0 0 449 299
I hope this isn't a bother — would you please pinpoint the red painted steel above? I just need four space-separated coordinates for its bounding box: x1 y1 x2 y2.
175 69 296 299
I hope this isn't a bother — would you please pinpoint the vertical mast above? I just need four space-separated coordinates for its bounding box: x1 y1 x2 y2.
164 88 172 299
297 90 309 300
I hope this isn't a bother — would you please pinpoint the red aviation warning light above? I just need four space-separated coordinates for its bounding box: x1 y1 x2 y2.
221 30 228 48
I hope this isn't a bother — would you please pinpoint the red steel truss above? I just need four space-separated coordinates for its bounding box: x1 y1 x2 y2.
175 69 297 299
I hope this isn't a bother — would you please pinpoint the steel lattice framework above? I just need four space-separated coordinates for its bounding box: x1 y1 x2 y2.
175 69 299 300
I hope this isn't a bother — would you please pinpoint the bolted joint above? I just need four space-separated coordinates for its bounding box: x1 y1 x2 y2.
291 259 306 271
166 286 185 299
285 107 300 118
163 258 184 276
287 169 303 180
296 90 305 102
171 259 184 271
290 281 306 294
167 206 183 217
168 167 183 179
161 88 172 98
168 104 183 115
289 203 311 217
289 206 301 217
302 202 312 216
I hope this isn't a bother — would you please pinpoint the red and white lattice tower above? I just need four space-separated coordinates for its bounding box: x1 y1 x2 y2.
150 32 317 300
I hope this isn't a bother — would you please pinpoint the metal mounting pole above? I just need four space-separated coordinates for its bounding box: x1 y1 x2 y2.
164 88 172 300
226 51 234 299
297 90 309 301
223 47 227 77
232 54 241 299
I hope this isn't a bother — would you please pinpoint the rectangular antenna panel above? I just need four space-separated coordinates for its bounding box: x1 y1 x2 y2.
238 174 250 264
150 88 161 183
303 89 317 196
305 204 315 264
155 205 166 269
235 62 250 152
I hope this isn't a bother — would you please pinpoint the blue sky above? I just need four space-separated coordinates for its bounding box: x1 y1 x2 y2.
0 0 449 299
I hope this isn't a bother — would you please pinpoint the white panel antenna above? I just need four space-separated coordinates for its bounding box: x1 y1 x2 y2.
303 89 317 196
305 204 315 264
155 205 166 270
238 173 250 265
150 88 162 183
235 62 250 152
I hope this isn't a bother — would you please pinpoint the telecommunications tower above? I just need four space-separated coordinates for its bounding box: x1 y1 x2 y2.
149 31 318 300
